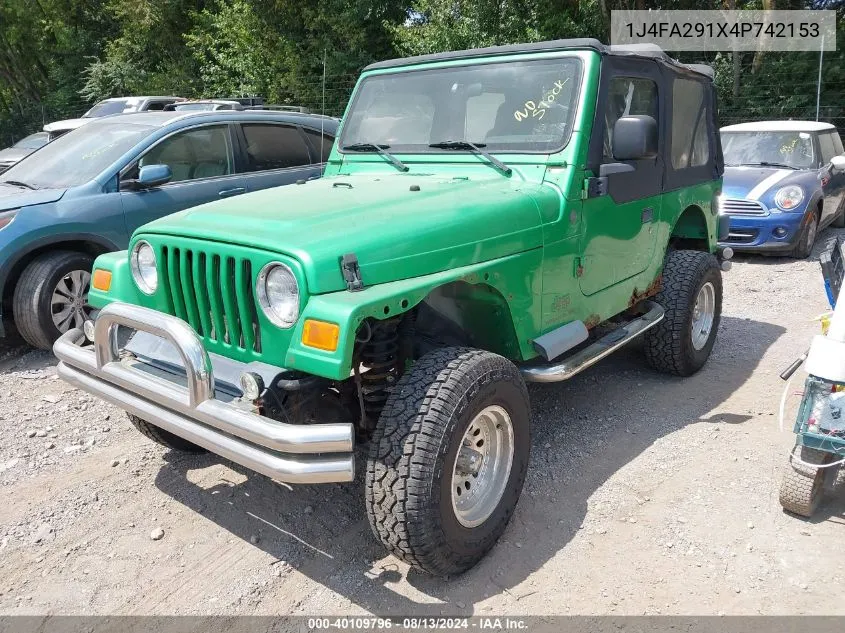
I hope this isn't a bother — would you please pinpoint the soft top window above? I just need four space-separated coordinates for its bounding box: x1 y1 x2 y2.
671 78 709 169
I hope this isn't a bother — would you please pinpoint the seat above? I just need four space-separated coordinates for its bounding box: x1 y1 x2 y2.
144 136 195 182
193 161 227 179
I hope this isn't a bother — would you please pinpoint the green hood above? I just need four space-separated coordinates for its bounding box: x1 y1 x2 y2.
138 173 550 294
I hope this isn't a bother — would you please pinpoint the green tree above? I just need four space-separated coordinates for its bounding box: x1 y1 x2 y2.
185 0 279 98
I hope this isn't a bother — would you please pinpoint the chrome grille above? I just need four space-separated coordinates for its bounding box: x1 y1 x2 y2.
160 246 261 353
719 198 768 216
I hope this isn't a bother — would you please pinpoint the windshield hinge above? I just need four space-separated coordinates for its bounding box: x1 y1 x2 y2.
583 176 607 199
340 253 364 292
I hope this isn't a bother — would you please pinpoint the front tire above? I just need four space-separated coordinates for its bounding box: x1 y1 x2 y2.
644 250 722 377
791 211 819 259
831 200 845 228
128 414 207 454
13 250 94 350
366 347 530 576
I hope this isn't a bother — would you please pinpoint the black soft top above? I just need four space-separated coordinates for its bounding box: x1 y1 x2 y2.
364 38 714 80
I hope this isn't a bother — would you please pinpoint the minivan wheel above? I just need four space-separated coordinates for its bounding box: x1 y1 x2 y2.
13 251 94 350
366 347 530 576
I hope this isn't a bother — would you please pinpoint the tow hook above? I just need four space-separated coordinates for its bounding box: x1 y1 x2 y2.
718 246 733 272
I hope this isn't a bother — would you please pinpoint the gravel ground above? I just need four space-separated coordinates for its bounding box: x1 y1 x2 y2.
1 230 844 616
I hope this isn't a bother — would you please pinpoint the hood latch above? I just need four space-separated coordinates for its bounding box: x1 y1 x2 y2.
340 253 364 292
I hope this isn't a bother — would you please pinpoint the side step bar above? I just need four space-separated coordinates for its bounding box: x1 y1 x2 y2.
520 301 665 383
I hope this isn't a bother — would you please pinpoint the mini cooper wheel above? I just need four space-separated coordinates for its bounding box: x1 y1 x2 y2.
366 347 530 576
644 250 722 377
13 251 94 350
792 211 819 259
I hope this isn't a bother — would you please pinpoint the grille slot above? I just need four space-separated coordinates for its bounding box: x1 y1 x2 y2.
720 198 768 216
725 229 759 244
161 246 260 353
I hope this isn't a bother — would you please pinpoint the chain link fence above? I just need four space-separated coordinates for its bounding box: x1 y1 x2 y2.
4 58 845 146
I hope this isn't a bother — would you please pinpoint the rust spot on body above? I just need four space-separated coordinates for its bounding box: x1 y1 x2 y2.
628 274 663 307
584 313 601 329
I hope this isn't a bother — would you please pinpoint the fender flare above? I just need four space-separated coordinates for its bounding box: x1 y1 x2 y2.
0 232 122 299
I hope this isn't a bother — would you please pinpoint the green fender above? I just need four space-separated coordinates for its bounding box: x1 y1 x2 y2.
286 249 544 380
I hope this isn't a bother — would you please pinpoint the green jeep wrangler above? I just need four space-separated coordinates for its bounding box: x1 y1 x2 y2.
55 39 729 576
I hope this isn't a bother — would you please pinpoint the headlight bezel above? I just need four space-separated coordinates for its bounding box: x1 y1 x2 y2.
255 261 299 329
130 240 158 295
774 185 804 211
0 208 19 230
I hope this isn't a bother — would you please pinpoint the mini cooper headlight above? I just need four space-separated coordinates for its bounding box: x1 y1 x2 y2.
774 185 804 211
256 262 299 328
130 240 158 294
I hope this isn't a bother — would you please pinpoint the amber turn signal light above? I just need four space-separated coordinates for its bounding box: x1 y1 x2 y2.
92 269 112 292
302 319 340 351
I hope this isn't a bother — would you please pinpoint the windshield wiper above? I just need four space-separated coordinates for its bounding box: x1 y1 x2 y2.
341 142 409 172
0 180 37 190
737 161 797 170
429 141 512 176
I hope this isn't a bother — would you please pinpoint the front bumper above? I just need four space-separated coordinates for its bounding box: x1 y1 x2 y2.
718 212 803 253
53 302 355 484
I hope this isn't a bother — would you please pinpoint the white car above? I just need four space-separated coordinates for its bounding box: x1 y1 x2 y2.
43 96 185 139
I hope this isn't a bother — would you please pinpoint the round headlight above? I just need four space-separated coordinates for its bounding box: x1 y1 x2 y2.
256 262 299 328
774 185 804 211
130 240 158 294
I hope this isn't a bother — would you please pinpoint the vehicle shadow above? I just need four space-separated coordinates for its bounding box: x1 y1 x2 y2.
153 314 783 615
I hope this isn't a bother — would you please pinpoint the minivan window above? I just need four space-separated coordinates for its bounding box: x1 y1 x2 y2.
0 122 154 189
241 124 311 170
302 128 335 162
134 125 233 183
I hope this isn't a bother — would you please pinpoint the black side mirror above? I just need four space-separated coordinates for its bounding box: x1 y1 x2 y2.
612 115 658 161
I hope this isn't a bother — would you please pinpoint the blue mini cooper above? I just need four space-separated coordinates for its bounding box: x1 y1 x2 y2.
718 121 845 258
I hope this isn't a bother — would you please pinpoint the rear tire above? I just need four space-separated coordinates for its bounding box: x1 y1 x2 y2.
128 414 207 454
13 250 94 350
779 445 830 517
365 347 530 576
644 250 722 377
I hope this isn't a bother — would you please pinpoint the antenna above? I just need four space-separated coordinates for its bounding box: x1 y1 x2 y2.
320 48 327 162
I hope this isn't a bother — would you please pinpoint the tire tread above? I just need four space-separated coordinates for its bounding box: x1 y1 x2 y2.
365 347 529 576
644 249 721 377
13 250 92 350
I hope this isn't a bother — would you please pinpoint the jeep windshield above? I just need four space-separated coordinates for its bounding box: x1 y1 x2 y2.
722 131 816 170
340 57 581 154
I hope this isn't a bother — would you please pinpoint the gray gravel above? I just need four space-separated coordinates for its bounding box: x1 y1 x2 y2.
1 228 844 615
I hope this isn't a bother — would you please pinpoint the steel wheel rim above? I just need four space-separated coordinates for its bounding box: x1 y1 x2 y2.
51 269 91 333
691 281 716 351
450 405 514 528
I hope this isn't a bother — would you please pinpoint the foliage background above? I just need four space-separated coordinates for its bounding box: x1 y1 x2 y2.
0 0 843 145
